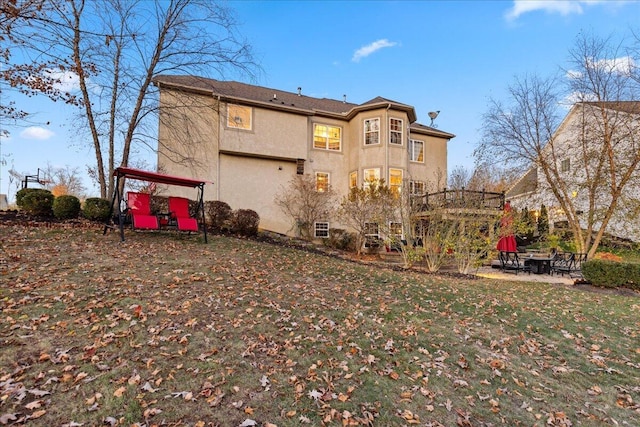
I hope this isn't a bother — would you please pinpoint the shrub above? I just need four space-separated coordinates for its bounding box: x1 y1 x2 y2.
323 228 356 252
205 200 232 232
230 209 259 236
16 188 39 208
150 195 169 215
53 195 81 220
83 198 112 221
582 259 640 290
19 189 54 216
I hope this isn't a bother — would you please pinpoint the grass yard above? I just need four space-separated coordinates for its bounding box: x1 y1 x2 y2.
1 224 639 426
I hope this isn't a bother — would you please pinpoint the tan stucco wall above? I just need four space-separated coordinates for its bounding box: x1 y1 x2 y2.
157 86 452 237
220 107 308 160
219 154 296 235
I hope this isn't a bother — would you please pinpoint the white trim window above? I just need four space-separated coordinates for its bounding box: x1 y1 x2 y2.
389 118 403 145
315 222 329 238
561 158 570 172
389 168 403 195
364 118 380 145
227 104 252 130
363 168 380 188
389 221 403 240
314 124 342 151
410 139 424 162
410 180 425 195
315 172 330 192
349 171 357 189
364 222 380 247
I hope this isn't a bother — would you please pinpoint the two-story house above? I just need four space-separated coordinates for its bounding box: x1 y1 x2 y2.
507 101 640 243
152 75 454 238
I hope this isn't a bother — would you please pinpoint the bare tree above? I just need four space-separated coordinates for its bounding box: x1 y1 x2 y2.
3 0 256 199
274 174 337 240
447 165 471 190
41 163 87 197
0 0 79 135
477 31 640 258
336 179 397 256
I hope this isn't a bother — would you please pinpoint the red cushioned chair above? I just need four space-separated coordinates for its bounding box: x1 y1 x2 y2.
127 192 159 230
168 196 199 232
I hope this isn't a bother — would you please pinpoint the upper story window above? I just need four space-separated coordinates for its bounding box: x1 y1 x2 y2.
561 159 570 172
364 118 380 145
227 104 252 130
349 171 357 189
314 124 341 151
315 172 330 192
389 168 403 195
410 139 424 162
389 118 403 145
410 180 425 195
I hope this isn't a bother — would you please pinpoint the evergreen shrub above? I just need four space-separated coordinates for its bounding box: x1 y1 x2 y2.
53 195 81 219
582 259 640 290
83 198 111 221
19 189 54 216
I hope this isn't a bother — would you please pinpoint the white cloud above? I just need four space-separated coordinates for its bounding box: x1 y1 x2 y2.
44 69 80 92
567 56 635 79
20 126 55 140
505 0 605 21
352 39 398 62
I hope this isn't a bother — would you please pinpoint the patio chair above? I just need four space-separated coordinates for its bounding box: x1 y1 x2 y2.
551 252 573 276
499 251 531 275
569 253 587 278
127 192 159 230
168 196 199 232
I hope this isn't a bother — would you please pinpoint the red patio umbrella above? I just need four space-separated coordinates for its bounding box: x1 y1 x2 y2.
496 201 517 252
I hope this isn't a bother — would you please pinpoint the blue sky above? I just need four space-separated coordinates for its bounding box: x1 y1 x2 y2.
1 0 639 200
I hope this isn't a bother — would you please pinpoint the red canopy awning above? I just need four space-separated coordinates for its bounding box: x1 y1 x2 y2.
114 166 207 188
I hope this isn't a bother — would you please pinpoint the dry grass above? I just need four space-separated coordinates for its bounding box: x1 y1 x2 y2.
1 223 639 426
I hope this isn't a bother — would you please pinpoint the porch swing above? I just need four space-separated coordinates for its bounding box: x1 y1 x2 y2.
103 166 210 243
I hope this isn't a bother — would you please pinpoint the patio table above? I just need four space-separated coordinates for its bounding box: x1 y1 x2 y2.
525 256 554 275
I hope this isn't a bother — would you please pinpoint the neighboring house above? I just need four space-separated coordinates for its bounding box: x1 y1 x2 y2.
507 101 640 243
152 75 455 238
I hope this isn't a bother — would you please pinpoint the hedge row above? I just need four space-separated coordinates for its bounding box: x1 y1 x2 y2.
582 259 640 290
16 189 111 221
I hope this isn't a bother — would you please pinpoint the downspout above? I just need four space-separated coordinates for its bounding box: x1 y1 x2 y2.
385 104 391 183
216 94 221 200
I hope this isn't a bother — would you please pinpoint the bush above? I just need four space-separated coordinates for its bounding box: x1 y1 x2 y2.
323 228 356 252
16 188 39 208
230 209 260 236
83 198 112 221
19 188 54 216
53 195 81 220
205 200 232 232
150 195 169 215
582 259 640 290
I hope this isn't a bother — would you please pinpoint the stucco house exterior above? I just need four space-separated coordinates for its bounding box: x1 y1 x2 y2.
507 101 640 243
152 75 454 238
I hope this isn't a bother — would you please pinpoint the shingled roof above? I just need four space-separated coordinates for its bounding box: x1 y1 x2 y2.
152 75 455 139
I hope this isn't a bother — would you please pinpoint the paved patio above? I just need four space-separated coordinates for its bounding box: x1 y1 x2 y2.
475 266 575 285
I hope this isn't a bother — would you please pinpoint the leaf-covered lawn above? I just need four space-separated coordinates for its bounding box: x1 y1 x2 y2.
1 224 639 426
